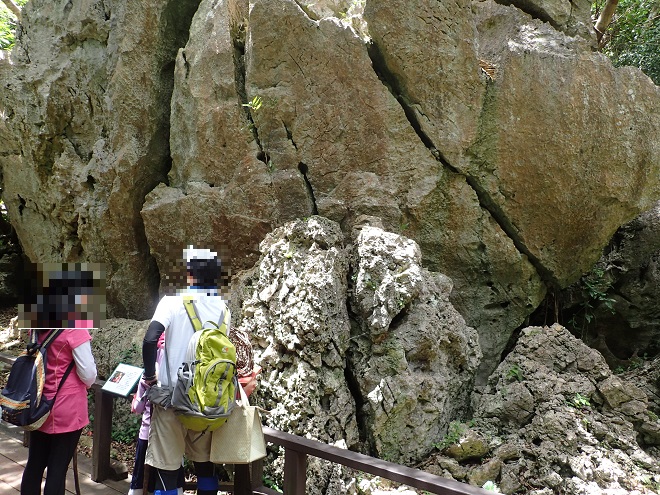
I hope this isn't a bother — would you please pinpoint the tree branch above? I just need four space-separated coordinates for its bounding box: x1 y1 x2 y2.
1 0 21 20
594 0 619 43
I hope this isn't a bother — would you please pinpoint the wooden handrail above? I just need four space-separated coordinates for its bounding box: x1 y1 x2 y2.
1 352 490 494
263 427 490 495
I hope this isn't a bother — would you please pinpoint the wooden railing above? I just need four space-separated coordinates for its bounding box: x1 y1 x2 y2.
1 353 490 495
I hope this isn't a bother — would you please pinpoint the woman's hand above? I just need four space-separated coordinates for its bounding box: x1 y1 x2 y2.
238 365 262 396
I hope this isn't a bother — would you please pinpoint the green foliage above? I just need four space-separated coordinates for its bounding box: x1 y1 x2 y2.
242 95 263 112
568 266 616 337
0 0 26 51
506 364 524 382
593 0 660 84
434 420 466 451
111 413 141 444
482 481 502 492
116 343 140 368
613 354 647 373
569 392 592 409
262 476 283 493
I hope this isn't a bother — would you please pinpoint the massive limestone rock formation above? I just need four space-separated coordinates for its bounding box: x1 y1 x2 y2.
1 0 659 380
0 0 202 318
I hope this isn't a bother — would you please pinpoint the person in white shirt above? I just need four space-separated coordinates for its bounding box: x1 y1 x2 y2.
141 247 256 495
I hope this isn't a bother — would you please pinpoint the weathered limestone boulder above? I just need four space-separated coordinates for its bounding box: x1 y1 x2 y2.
625 356 660 449
0 0 202 318
472 1 660 289
347 220 481 464
234 216 357 494
417 324 660 494
235 216 481 491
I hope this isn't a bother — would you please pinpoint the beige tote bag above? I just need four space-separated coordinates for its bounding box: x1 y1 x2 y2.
210 384 267 464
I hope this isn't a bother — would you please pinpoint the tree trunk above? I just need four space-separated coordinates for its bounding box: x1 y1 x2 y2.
594 0 619 43
1 0 21 19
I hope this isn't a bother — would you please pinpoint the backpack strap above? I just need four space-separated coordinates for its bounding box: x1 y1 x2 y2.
37 330 75 403
53 361 76 399
183 297 203 331
27 329 64 356
183 297 226 332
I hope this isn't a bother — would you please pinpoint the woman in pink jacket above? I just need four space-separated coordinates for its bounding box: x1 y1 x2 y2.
20 270 98 495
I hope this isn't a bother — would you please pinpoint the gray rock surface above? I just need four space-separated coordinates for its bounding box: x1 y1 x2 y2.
235 217 481 489
418 324 660 494
90 318 147 378
2 0 659 383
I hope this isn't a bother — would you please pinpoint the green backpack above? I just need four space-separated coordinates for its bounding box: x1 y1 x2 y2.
170 297 238 432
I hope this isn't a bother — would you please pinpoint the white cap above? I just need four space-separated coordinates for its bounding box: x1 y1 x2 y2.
183 245 218 262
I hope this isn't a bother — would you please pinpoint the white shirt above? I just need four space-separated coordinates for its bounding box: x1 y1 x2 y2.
151 291 229 388
72 341 97 387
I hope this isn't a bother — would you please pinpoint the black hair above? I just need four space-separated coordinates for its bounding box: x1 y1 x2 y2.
32 269 96 329
187 257 221 287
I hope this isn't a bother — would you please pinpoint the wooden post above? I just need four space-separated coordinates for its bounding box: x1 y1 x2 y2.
234 464 253 495
284 449 306 495
91 385 113 482
251 458 264 490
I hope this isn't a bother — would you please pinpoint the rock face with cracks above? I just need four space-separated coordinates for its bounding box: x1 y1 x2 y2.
2 0 659 382
1 3 660 491
416 324 660 495
234 216 481 492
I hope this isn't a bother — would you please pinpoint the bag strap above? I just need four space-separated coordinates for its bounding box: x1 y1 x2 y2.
183 297 203 331
27 329 64 355
53 361 76 400
183 297 226 333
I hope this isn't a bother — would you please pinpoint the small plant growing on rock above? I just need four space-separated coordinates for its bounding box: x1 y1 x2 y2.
482 481 501 492
506 364 524 382
568 266 616 338
242 95 263 111
570 392 591 409
434 420 466 451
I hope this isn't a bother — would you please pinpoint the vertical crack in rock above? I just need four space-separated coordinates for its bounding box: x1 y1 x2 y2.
292 0 320 21
366 42 552 287
132 0 201 314
230 12 267 164
345 335 378 454
181 50 191 80
284 121 298 150
344 264 378 456
298 162 319 215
